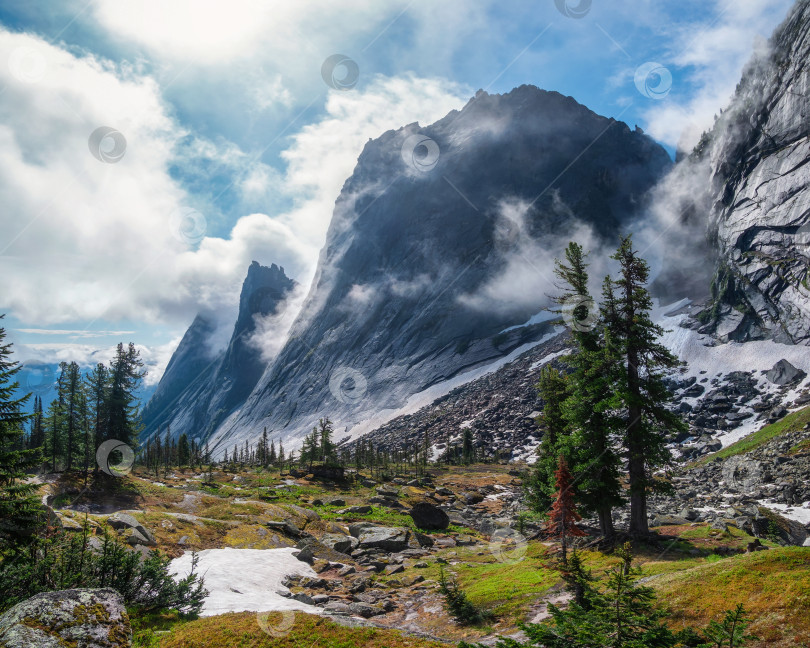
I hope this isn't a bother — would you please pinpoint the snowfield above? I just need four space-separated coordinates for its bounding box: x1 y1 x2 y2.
170 547 322 617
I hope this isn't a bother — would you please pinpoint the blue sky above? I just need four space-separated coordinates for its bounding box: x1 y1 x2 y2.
0 0 794 384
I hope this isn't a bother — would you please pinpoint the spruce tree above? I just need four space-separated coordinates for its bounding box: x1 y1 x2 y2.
0 322 43 541
178 433 190 467
528 365 570 512
85 363 108 455
107 343 145 448
548 456 586 565
553 242 623 540
605 236 686 537
462 428 474 465
317 417 336 465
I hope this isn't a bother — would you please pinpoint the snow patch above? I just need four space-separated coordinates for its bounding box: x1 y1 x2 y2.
170 547 321 617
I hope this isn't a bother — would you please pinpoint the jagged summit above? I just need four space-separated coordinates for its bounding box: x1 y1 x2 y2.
196 83 671 453
142 262 295 440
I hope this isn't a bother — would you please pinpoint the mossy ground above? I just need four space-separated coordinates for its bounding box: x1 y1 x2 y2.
39 464 810 648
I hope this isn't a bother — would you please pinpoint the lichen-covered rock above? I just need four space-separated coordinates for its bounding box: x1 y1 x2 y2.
0 588 131 648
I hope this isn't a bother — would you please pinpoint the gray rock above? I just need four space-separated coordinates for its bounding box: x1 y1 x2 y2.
348 602 383 618
356 526 410 552
408 502 450 530
340 505 373 515
766 359 807 386
321 533 359 555
0 588 131 648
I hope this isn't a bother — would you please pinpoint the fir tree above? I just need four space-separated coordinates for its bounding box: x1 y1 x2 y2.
528 365 570 511
548 455 586 565
85 363 108 455
462 427 474 465
554 241 623 541
605 236 687 537
107 343 145 448
178 433 190 467
0 321 43 541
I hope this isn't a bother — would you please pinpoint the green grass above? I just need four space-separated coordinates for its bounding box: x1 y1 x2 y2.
694 405 810 466
652 547 810 646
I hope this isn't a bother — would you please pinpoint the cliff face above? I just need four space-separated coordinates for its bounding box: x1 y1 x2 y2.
701 0 810 343
142 262 295 440
205 85 672 452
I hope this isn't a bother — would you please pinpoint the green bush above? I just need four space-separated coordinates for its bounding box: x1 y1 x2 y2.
0 524 207 614
438 565 491 625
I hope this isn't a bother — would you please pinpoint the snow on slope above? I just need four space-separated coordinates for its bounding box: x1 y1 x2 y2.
657 299 810 448
170 547 321 617
343 328 565 442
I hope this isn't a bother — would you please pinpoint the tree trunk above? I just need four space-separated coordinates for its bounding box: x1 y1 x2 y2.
598 507 615 542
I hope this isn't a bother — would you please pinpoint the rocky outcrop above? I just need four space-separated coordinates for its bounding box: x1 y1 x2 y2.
142 262 295 442
210 85 671 450
408 502 450 530
700 0 810 343
0 588 131 648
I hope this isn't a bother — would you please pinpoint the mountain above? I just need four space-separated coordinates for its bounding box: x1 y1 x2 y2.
200 85 672 453
142 262 295 441
699 0 810 343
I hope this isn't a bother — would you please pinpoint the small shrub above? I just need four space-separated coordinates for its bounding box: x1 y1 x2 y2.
438 565 491 625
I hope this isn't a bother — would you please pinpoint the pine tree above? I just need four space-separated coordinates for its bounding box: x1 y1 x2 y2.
268 439 276 465
462 428 474 465
29 396 45 450
178 433 190 467
261 428 269 467
606 236 687 537
548 456 586 565
0 321 43 542
554 242 623 541
528 365 570 512
107 343 145 448
317 417 336 465
85 363 108 456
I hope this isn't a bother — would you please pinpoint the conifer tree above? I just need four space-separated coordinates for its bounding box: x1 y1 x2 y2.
107 343 145 448
0 321 43 542
462 427 474 464
178 433 190 467
528 365 570 511
605 236 686 536
85 363 108 454
548 455 586 565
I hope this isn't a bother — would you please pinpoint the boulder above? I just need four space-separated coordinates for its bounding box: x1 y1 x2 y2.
765 359 807 386
340 505 372 515
375 487 399 498
326 498 346 506
356 526 410 552
121 527 156 547
650 514 691 527
408 502 450 530
752 507 808 546
106 513 155 546
321 533 359 555
0 588 131 648
349 522 379 537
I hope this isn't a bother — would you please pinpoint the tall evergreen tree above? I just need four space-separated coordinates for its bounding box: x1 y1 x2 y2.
605 237 686 537
554 242 623 540
85 363 108 455
178 433 190 466
528 365 570 511
461 428 474 465
317 417 336 464
0 321 43 541
107 343 145 448
548 456 586 565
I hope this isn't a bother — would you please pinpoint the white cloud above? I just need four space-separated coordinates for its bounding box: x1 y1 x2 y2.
0 27 468 382
641 0 793 149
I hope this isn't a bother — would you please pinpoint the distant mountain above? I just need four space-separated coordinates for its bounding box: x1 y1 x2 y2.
142 262 295 442
192 85 672 454
699 0 810 343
